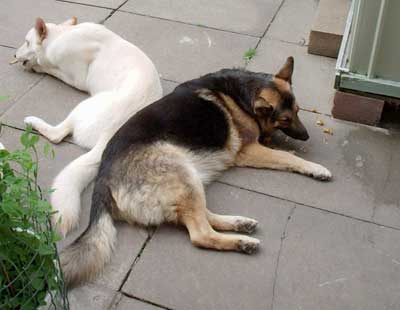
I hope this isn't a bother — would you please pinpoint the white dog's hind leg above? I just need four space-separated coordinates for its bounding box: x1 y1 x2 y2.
24 116 72 144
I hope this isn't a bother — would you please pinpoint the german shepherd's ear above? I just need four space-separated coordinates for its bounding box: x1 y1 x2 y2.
276 56 294 84
253 97 273 117
61 17 78 26
35 18 48 43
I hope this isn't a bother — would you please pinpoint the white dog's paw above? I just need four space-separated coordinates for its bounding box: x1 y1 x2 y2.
307 163 332 181
24 116 42 129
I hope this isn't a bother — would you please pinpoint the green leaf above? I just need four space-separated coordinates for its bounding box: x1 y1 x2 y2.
20 132 29 148
37 243 55 255
43 143 50 156
30 134 39 146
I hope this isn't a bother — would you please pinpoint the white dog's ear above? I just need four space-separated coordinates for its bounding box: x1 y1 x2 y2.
61 16 78 26
35 18 48 43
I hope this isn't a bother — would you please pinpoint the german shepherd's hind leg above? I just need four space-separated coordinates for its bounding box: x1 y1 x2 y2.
206 210 258 234
24 116 72 144
179 189 260 254
236 143 332 181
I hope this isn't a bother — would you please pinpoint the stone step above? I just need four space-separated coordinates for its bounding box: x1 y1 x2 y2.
308 0 351 58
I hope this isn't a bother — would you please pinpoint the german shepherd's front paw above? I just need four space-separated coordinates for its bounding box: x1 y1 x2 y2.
307 163 332 181
238 237 260 254
235 218 258 234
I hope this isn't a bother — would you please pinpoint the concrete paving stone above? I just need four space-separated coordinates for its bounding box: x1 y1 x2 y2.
0 0 111 48
247 38 336 115
161 79 178 95
121 0 282 37
273 207 400 310
372 138 400 228
106 11 259 82
122 182 295 310
56 0 126 9
1 76 176 142
220 110 397 226
267 0 319 45
112 296 164 310
69 284 117 310
1 75 89 134
308 0 350 58
0 46 43 115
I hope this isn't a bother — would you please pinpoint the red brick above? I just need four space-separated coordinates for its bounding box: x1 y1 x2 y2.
332 91 384 126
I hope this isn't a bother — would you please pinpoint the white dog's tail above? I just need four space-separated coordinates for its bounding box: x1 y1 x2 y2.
51 138 107 236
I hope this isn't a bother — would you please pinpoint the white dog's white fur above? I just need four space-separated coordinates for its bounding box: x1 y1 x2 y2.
15 18 162 236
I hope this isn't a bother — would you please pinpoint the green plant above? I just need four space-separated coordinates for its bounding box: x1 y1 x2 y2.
243 48 257 65
0 126 68 310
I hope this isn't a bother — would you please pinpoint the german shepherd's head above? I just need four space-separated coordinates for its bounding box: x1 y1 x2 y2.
252 57 309 141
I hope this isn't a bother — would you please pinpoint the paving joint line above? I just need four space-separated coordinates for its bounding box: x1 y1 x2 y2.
216 180 400 232
100 0 131 24
117 227 156 292
115 9 261 39
0 44 17 50
371 141 394 221
108 292 124 310
245 0 285 69
254 0 286 51
56 0 115 10
120 291 174 310
161 77 180 84
0 75 45 118
271 206 295 310
0 123 78 147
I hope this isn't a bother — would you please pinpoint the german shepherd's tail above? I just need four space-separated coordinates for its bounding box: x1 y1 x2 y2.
60 180 117 287
51 137 108 237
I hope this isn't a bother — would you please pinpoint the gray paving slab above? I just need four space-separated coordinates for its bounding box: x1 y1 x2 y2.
267 0 319 45
220 110 397 226
105 11 259 82
0 0 111 48
1 76 175 139
69 284 117 310
273 207 400 310
120 0 282 37
372 139 400 228
0 47 43 115
1 75 88 135
56 0 126 9
122 182 294 310
247 38 336 115
161 79 178 95
112 296 163 310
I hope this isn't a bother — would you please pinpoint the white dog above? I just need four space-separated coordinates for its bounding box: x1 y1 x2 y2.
14 17 162 236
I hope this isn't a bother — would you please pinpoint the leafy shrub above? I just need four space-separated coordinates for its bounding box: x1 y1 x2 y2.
0 127 69 310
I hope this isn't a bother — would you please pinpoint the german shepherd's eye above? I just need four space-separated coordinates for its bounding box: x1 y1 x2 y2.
279 116 291 126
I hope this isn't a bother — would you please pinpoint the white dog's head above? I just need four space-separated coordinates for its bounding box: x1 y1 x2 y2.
14 17 77 70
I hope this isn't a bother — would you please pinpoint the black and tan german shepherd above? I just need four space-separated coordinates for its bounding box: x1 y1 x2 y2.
61 57 331 286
